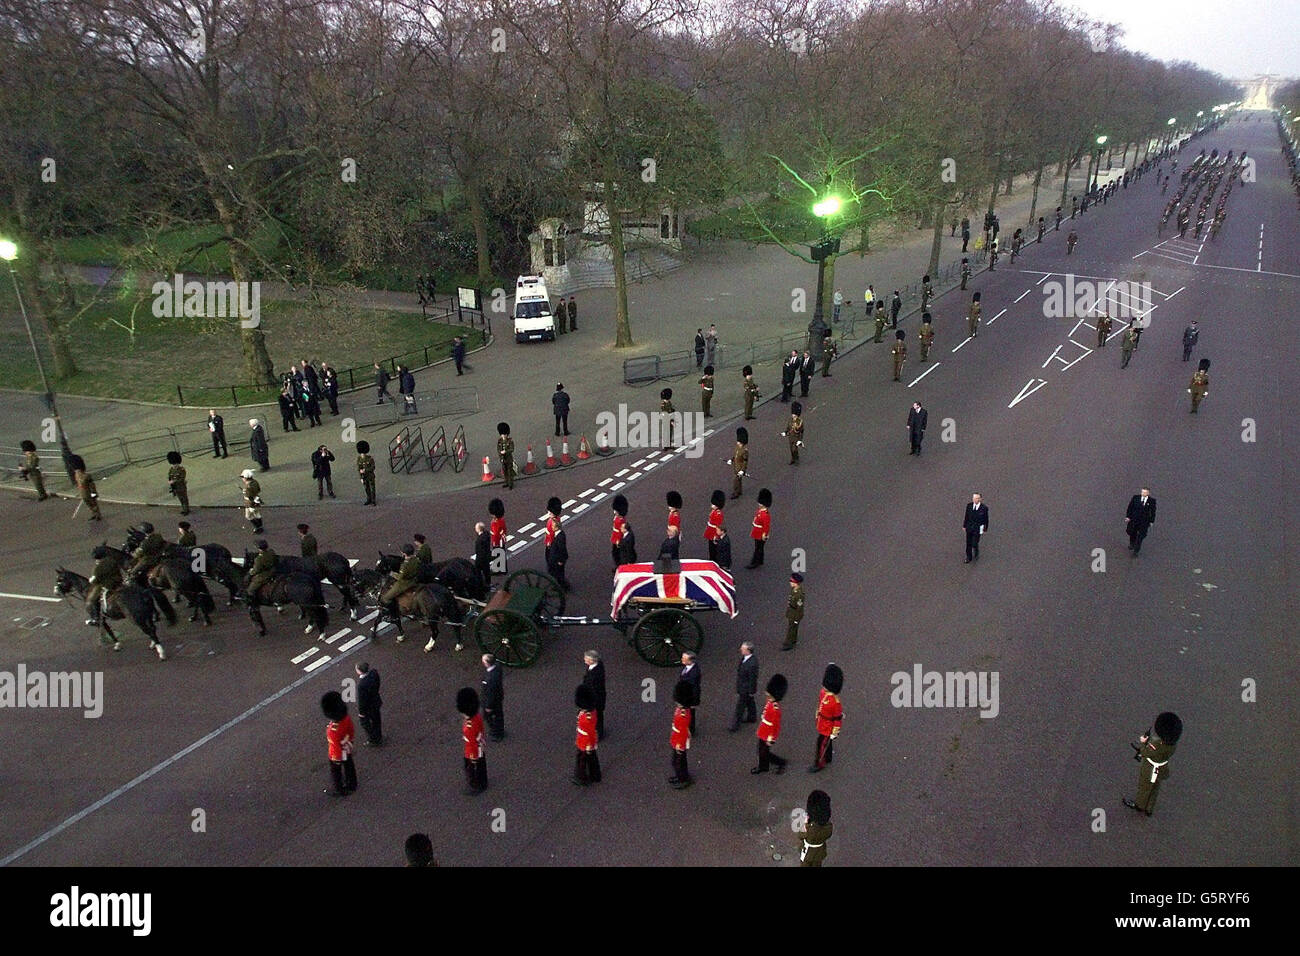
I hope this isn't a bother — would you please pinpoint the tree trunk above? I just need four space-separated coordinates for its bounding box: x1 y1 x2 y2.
464 177 492 287
228 241 275 386
858 221 870 256
607 180 633 348
987 161 1001 218
1059 151 1073 209
927 204 944 277
1027 160 1043 226
1003 165 1014 196
16 246 79 380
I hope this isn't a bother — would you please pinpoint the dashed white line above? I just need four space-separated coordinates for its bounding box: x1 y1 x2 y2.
1014 289 1031 303
516 522 536 534
0 591 63 603
562 499 577 508
579 489 596 498
1131 250 1148 260
951 337 973 353
530 528 545 538
291 647 320 665
510 540 529 551
598 478 613 487
1166 286 1185 299
610 481 626 491
304 655 332 672
324 628 350 645
572 503 589 515
644 462 658 471
337 635 367 653
908 363 941 387
591 492 608 503
987 308 1008 324
357 610 379 625
631 458 647 467
615 469 629 477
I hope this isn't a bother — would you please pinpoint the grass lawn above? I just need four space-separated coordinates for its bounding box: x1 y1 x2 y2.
0 282 475 406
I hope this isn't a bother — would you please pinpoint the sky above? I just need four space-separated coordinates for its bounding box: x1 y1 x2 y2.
1068 0 1300 79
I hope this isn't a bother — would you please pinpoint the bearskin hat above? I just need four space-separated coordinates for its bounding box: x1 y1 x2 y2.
875 300 885 312
1198 358 1210 371
791 572 804 583
257 539 269 550
711 489 726 509
91 545 108 559
69 454 86 472
822 662 844 694
923 274 931 283
791 402 802 415
660 387 673 400
673 680 695 707
575 685 596 710
922 312 932 324
547 496 563 516
166 451 182 465
742 365 753 377
972 291 981 302
496 422 510 436
20 439 35 452
321 691 348 721
704 364 714 375
1154 711 1183 744
488 498 505 517
401 543 415 555
736 427 749 444
757 488 772 507
806 789 832 826
140 522 154 534
766 673 788 701
456 687 480 717
896 329 906 340
297 523 310 533
666 491 683 509
612 494 629 516
404 833 434 866
356 440 371 454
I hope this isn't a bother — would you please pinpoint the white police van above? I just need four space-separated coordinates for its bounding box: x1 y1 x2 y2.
513 275 557 343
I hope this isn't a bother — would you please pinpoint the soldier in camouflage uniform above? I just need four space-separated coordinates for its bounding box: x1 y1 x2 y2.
891 330 907 381
781 572 805 650
356 440 377 505
919 313 935 361
18 439 48 501
166 451 190 515
496 422 515 489
1188 358 1210 413
742 365 759 420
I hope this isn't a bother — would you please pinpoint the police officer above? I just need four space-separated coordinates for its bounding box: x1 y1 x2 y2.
166 451 190 515
784 402 804 464
919 313 935 361
742 365 759 420
1188 358 1210 413
1181 321 1199 361
782 573 805 650
891 329 907 381
1123 712 1182 817
1096 313 1113 347
496 422 515 489
729 427 749 499
967 292 981 338
356 440 377 506
177 521 197 548
18 440 47 501
699 364 714 417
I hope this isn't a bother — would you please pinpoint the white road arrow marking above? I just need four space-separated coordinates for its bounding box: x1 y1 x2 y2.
1009 378 1048 408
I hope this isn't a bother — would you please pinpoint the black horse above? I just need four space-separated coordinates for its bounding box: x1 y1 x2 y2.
355 567 459 650
147 554 216 625
54 567 169 659
124 527 241 604
279 552 359 618
97 543 179 627
239 551 329 637
375 554 487 603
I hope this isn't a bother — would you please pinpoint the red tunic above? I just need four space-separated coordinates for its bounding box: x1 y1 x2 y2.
758 699 781 744
611 514 627 546
751 506 770 541
667 508 681 534
545 515 558 547
463 713 485 760
576 709 598 751
705 506 724 541
815 690 843 737
327 715 354 761
670 705 692 751
490 516 507 549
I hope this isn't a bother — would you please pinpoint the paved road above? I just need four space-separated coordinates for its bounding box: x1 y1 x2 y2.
1 115 1294 867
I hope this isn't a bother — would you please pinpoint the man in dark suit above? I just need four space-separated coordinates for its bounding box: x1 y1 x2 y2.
481 653 505 741
963 493 989 563
694 329 706 368
552 383 571 436
729 641 759 732
1125 487 1157 555
907 401 928 455
799 351 815 397
208 409 228 458
356 662 383 747
582 650 607 740
780 350 798 402
680 651 701 733
474 521 492 590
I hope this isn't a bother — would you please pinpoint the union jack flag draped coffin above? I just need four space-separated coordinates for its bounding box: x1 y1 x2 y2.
611 560 737 619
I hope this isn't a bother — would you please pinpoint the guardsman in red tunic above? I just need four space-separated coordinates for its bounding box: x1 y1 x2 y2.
705 489 725 563
666 490 682 539
745 488 772 569
457 687 487 794
669 679 695 788
321 691 358 797
573 685 602 785
611 494 636 567
810 663 843 773
752 674 788 774
488 498 507 576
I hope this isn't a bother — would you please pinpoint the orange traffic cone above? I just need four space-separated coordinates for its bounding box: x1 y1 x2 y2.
480 456 494 482
523 444 538 475
544 439 559 469
577 435 592 460
596 433 614 456
560 438 574 465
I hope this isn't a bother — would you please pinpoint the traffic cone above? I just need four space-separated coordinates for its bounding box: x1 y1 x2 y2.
480 456 494 482
523 444 538 475
560 438 574 465
596 433 614 456
577 435 592 460
544 439 559 469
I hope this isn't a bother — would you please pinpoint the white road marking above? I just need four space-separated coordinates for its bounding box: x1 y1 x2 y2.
530 528 545 538
631 458 646 467
1042 346 1063 368
1014 289 1031 303
1166 286 1185 299
510 541 529 551
324 628 349 645
516 522 536 534
598 478 613 487
572 503 589 515
987 308 1008 324
357 610 379 625
1258 223 1264 272
644 462 658 471
304 654 332 672
591 492 608 503
562 499 576 508
291 647 320 664
610 481 626 491
337 635 367 653
1131 250 1148 259
1008 378 1048 408
908 363 941 387
1036 273 1052 285
615 469 629 477
579 488 596 498
951 336 973 353
1058 348 1092 371
0 591 62 603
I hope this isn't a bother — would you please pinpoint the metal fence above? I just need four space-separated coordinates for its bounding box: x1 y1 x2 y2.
175 313 487 407
345 385 479 429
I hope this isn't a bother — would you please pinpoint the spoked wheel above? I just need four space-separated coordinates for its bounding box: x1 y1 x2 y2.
503 569 566 618
473 608 542 668
630 608 703 666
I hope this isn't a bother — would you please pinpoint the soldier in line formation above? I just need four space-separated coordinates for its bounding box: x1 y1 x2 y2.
660 388 676 446
891 329 907 381
918 312 934 361
967 292 981 338
699 364 714 417
165 451 190 515
1188 359 1210 414
17 439 48 501
357 440 377 505
742 364 759 420
783 402 804 464
496 422 515 489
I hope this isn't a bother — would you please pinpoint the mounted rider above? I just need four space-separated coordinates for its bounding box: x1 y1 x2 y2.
86 545 123 625
247 539 279 600
381 543 422 618
129 522 168 582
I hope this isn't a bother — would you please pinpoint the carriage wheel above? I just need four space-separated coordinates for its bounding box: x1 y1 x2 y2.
473 608 542 668
503 569 566 619
631 608 703 667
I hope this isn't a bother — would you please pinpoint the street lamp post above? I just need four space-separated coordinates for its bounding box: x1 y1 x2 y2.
808 196 842 361
1091 135 1108 192
0 239 78 484
1166 117 1177 149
